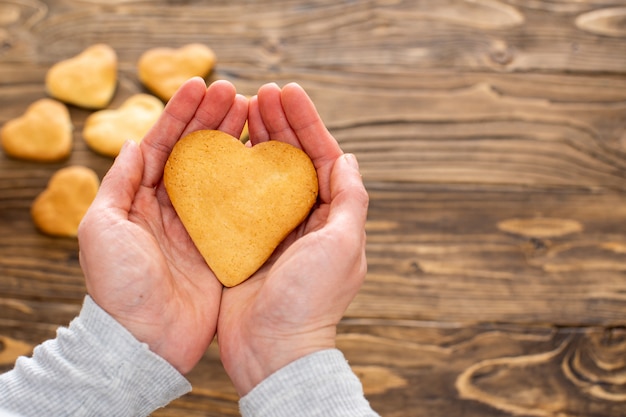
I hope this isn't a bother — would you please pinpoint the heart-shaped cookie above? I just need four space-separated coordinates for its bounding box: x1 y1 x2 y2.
163 130 319 287
31 166 99 237
138 43 216 101
46 43 117 109
1 98 72 162
82 94 164 157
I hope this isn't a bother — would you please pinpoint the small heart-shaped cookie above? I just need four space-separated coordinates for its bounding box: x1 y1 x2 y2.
138 43 216 101
1 98 72 162
46 44 117 109
83 94 164 157
31 166 99 237
164 130 318 287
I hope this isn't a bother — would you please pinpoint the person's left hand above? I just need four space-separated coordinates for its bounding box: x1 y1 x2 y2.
77 78 248 374
216 83 369 395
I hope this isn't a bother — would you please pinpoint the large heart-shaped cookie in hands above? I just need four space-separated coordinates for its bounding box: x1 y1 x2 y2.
164 130 319 287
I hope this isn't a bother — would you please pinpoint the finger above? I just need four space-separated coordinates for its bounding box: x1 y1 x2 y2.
181 79 239 136
140 77 208 187
257 83 301 148
281 82 343 164
217 93 249 139
326 153 369 241
247 94 269 146
281 83 343 202
84 140 144 220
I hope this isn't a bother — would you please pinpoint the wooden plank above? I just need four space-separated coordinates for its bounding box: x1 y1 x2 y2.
5 0 623 73
360 186 626 325
4 70 626 324
150 321 626 417
3 319 626 416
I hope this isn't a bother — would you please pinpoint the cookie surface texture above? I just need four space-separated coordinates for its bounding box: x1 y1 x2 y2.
163 130 319 287
1 98 72 162
138 43 216 101
31 166 100 237
83 94 164 157
45 43 118 109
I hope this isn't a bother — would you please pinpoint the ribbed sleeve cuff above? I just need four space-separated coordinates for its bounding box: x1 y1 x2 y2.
239 349 379 417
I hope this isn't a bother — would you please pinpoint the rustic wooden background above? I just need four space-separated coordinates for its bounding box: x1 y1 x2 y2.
1 0 626 415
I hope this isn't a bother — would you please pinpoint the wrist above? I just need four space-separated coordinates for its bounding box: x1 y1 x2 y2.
238 349 375 417
222 333 336 396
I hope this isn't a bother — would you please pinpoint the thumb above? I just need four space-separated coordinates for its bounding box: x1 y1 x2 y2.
328 153 369 224
326 153 369 238
89 140 144 216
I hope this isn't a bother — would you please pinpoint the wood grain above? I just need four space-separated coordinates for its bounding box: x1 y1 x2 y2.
1 0 625 415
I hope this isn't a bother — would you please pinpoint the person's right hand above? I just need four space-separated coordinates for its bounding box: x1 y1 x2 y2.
78 78 248 375
216 82 369 396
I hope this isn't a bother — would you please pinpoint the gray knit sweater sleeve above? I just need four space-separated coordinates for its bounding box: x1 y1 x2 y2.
0 298 379 417
0 296 191 417
239 349 380 417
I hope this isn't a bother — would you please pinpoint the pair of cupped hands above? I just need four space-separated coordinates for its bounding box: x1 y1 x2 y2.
77 78 369 396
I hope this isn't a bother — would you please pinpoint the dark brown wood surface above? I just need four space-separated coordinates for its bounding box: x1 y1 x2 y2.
1 0 626 415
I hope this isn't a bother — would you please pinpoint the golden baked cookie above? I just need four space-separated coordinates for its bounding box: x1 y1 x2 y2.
82 94 164 157
31 166 100 237
45 44 117 109
138 43 216 101
1 98 72 162
163 130 319 287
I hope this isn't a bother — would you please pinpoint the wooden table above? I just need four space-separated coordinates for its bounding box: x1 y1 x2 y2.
1 1 626 415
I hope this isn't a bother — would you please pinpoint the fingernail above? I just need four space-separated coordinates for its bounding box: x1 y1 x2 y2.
119 139 139 156
344 153 359 170
121 139 135 151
